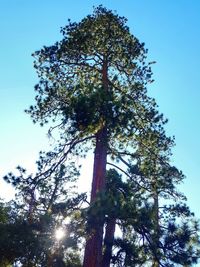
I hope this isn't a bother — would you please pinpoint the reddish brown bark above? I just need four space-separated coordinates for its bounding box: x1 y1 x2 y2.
83 60 109 267
91 128 107 201
83 127 107 267
102 218 116 267
152 189 160 267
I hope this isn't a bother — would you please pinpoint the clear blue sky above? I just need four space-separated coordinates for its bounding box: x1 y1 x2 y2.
0 0 200 229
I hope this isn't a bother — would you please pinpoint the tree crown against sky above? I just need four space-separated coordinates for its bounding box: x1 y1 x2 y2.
28 6 162 141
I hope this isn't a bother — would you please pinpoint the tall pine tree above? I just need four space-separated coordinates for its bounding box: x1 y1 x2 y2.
28 6 162 266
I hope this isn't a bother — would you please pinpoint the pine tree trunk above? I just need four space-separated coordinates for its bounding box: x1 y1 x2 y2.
102 218 116 267
83 59 108 267
83 127 107 267
152 188 160 267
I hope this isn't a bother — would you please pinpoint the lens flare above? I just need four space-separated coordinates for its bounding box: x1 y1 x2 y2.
55 227 65 240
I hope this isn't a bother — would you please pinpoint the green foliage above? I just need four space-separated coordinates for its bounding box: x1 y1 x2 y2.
27 5 162 149
1 156 85 266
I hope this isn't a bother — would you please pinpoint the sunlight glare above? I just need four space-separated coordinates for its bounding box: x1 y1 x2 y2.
55 227 65 240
